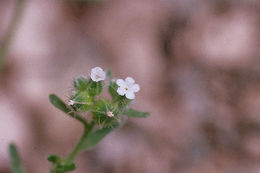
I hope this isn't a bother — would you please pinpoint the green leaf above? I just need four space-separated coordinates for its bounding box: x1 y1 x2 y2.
47 155 60 164
80 126 118 150
49 94 88 126
9 144 24 173
123 109 150 118
49 94 70 113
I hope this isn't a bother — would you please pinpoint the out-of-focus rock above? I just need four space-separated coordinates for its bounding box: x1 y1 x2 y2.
243 134 260 159
185 7 258 69
240 86 260 124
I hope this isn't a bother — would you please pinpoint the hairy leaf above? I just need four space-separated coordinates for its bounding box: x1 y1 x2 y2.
9 144 24 173
49 94 70 113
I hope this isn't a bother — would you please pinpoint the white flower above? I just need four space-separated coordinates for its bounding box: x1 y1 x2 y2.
116 77 140 99
68 100 75 106
90 67 106 82
106 111 114 118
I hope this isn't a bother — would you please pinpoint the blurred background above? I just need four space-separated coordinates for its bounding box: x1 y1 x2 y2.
0 0 260 172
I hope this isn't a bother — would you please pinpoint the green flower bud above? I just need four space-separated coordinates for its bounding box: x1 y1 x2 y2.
74 76 103 97
73 76 89 91
92 99 120 127
70 91 93 112
87 80 102 97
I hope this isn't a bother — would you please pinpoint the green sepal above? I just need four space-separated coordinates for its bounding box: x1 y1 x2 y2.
108 81 117 101
87 80 102 97
123 109 150 118
92 99 120 127
74 76 103 96
73 76 89 91
80 126 118 150
49 94 70 113
70 91 93 112
9 143 24 173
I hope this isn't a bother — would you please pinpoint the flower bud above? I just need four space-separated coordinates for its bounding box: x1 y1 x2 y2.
70 91 93 112
92 99 120 127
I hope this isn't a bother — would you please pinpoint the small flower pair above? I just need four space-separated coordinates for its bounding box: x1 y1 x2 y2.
90 66 140 100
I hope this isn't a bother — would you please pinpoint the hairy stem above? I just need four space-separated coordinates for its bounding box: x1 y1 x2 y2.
68 111 89 127
66 121 95 161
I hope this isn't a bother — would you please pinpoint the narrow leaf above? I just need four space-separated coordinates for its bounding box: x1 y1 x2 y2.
49 94 70 113
123 109 150 118
9 144 24 173
49 94 88 126
81 126 117 150
47 154 60 164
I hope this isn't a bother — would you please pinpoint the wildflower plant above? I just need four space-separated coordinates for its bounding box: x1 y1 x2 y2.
8 67 150 173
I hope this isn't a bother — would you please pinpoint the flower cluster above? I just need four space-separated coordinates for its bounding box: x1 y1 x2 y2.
68 66 140 127
89 66 140 99
47 66 149 173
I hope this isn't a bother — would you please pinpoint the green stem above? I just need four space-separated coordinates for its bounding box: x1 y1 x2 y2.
0 0 26 75
66 121 95 161
68 111 89 127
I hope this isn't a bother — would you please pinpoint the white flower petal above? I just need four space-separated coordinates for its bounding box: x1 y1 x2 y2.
94 67 103 72
96 77 104 82
91 67 98 75
98 70 106 80
116 79 125 87
117 87 126 96
126 91 135 99
68 100 75 106
131 84 140 92
125 77 135 85
90 73 96 81
107 111 114 117
90 66 105 82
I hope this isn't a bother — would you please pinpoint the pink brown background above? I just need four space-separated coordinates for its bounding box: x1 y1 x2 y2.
0 0 259 172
